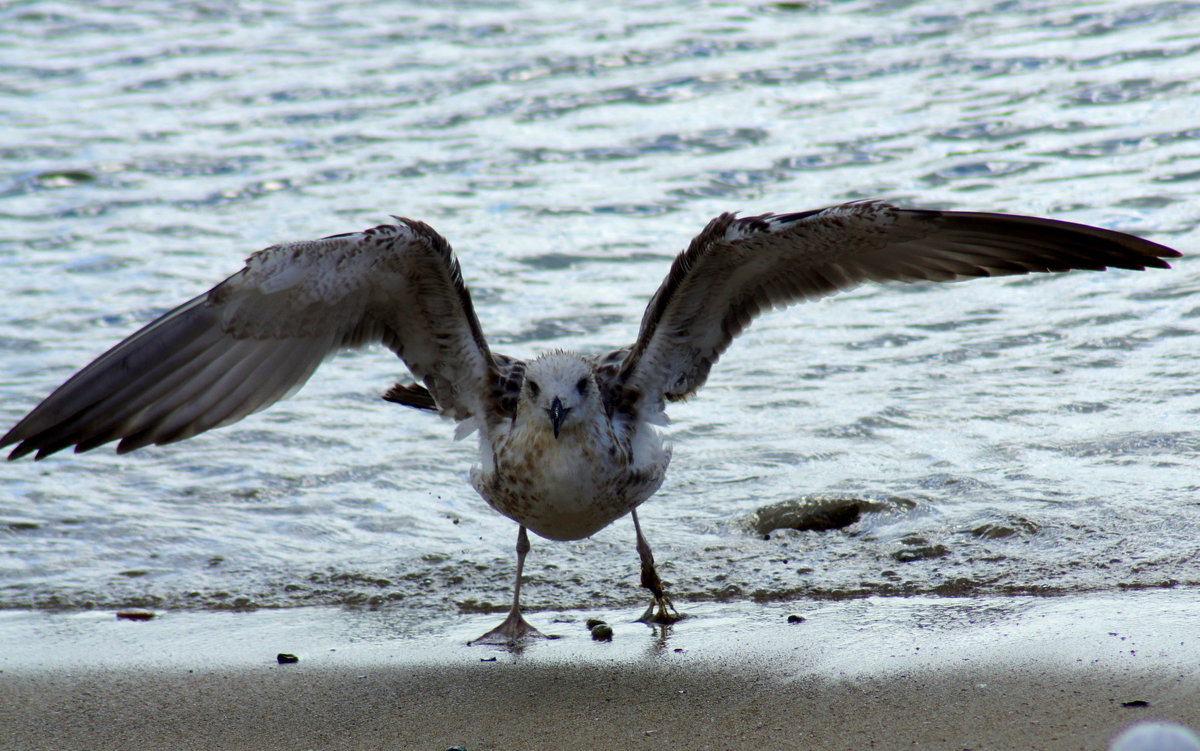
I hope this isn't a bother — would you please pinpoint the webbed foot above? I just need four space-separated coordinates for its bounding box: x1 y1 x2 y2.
469 608 547 646
637 592 683 624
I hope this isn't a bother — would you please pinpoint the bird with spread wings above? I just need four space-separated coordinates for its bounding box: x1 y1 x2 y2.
2 200 1180 644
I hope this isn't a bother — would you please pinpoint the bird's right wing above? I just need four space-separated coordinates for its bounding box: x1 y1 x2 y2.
614 201 1180 414
3 218 496 460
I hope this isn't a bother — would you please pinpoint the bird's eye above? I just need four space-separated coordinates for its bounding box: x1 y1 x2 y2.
576 377 589 394
527 380 540 398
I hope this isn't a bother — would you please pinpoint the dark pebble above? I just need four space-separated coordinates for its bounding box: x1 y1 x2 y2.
585 618 607 629
276 653 299 664
1122 699 1150 708
787 614 805 624
116 609 155 621
590 624 614 641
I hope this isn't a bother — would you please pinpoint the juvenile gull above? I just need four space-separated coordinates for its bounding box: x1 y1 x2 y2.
2 201 1181 644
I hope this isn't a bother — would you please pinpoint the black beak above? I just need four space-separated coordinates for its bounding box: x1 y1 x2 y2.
547 396 569 439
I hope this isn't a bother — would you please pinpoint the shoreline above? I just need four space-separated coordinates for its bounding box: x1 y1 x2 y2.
3 591 1198 750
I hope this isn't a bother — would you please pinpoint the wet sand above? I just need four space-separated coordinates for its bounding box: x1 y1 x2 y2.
2 591 1197 750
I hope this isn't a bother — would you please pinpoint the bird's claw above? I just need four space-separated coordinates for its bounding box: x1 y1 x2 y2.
637 593 683 625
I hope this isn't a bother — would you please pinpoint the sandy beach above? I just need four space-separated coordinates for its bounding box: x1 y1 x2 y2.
3 590 1197 750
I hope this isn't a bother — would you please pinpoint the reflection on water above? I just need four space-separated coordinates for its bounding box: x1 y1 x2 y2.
1 0 1199 626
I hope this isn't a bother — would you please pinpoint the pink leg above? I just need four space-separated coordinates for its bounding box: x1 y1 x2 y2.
469 526 546 645
632 510 682 624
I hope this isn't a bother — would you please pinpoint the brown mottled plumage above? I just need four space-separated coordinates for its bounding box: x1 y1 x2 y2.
2 201 1181 644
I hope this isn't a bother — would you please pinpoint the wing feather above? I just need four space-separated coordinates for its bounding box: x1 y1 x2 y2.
3 218 495 460
617 200 1180 411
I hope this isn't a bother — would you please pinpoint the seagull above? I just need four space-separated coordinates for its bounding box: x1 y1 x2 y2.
2 200 1180 644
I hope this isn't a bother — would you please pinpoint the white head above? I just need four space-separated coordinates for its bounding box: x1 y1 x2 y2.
519 352 602 439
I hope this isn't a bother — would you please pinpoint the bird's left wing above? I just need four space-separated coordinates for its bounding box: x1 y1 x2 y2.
3 218 495 460
615 200 1180 413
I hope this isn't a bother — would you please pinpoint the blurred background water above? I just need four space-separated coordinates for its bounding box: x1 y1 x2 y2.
1 0 1199 631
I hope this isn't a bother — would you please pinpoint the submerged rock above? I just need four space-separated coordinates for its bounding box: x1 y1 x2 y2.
892 544 950 563
747 495 913 536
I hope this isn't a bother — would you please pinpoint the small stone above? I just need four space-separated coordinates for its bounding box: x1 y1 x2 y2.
787 614 805 624
590 623 614 641
585 618 607 629
276 653 299 664
116 609 155 621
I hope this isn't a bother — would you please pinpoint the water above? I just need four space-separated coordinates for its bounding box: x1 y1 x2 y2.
1 0 1199 627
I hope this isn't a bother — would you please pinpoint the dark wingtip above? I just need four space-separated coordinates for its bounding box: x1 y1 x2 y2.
1150 246 1182 267
1131 236 1182 268
3 430 54 461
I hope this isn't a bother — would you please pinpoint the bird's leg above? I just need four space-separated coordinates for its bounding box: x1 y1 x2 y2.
469 525 546 645
632 510 682 624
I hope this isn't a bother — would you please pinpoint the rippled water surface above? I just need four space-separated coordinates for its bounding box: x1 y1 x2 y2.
2 0 1200 627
